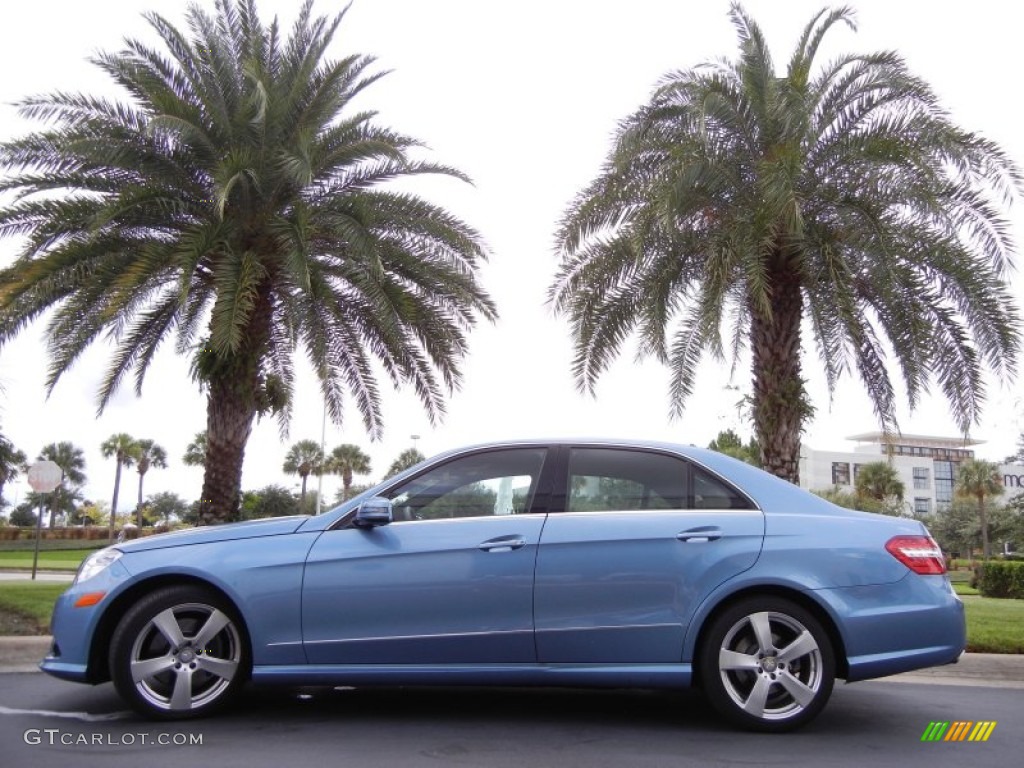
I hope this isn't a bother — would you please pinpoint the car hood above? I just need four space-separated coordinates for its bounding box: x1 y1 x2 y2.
114 516 310 552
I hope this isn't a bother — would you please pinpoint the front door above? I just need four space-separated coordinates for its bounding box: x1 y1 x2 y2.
303 447 550 664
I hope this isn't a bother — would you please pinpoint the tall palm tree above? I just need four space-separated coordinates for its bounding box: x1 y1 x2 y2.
328 443 372 500
38 441 87 527
134 439 168 526
101 433 137 540
283 439 324 502
182 431 207 468
956 459 1002 558
854 461 904 503
0 0 495 524
550 4 1020 482
0 429 27 505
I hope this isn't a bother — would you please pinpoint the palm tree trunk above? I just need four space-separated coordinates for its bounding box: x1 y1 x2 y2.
199 374 257 525
749 261 805 484
978 493 990 558
109 461 122 543
300 473 308 502
136 470 146 527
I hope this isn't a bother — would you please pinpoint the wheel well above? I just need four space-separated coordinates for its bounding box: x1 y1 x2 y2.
691 586 849 683
87 575 248 684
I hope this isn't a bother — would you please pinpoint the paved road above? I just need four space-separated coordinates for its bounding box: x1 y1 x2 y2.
0 674 1018 768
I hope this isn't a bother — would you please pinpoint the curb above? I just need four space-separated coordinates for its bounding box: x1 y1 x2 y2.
2 637 1023 686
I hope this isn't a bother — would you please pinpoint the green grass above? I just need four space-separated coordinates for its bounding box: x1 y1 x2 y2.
964 597 1024 654
0 549 94 571
947 570 980 596
0 582 69 630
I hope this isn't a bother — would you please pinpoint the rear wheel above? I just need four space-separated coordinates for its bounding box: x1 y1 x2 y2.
699 596 834 731
109 585 249 719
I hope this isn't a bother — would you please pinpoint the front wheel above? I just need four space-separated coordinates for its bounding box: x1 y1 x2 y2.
109 585 249 719
699 596 835 732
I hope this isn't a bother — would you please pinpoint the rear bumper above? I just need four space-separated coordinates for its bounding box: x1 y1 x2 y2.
816 574 966 682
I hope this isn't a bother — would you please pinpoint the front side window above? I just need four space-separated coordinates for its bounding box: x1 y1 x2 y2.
385 448 547 521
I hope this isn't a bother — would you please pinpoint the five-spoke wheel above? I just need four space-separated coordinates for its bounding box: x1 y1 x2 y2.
700 597 834 731
110 586 249 719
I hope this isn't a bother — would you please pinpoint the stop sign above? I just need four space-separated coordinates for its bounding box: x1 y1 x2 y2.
27 461 63 493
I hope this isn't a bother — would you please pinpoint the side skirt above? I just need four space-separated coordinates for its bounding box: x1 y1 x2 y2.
251 663 693 689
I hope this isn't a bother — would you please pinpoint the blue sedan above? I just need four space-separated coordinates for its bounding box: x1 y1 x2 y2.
42 440 965 731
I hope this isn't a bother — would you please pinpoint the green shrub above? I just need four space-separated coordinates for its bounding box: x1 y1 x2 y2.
977 561 1024 599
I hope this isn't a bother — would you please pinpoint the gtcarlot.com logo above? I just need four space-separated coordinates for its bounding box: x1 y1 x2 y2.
24 729 203 747
921 721 997 742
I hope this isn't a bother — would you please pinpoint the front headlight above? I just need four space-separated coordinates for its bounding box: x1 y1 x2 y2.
75 548 123 585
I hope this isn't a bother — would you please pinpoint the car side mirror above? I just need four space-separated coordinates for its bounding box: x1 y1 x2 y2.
354 496 393 528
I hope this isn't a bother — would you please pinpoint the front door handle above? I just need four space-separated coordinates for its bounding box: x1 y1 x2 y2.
478 535 527 553
676 527 722 543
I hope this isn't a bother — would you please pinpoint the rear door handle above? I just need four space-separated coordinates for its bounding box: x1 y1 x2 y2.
478 535 527 553
676 527 722 543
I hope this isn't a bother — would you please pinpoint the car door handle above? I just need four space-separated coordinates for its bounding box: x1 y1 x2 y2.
676 527 723 543
478 535 527 553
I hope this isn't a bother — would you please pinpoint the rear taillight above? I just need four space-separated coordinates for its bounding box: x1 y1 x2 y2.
885 535 946 575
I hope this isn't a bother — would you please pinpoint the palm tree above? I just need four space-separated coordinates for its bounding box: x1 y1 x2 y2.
101 433 137 540
38 441 87 527
854 461 904 503
0 0 496 524
0 429 27 505
328 443 372 501
386 447 425 479
956 459 1003 558
134 439 168 526
182 431 207 468
550 4 1020 483
283 440 324 502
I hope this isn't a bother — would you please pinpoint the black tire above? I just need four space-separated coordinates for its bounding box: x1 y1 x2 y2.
109 585 250 720
698 596 835 732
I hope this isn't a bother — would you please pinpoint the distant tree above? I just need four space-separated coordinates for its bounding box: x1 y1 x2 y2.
146 491 189 525
241 485 299 519
39 441 86 527
133 439 168 526
283 440 325 502
100 433 137 540
813 486 897 516
0 430 27 504
333 483 373 506
9 504 36 527
707 429 761 467
854 461 905 504
386 448 426 479
182 432 207 468
72 500 110 528
328 444 372 501
956 459 1003 558
1007 434 1024 464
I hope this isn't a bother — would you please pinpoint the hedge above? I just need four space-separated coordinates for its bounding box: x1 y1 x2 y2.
976 561 1024 599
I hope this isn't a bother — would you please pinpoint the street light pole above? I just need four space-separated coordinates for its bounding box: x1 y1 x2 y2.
316 399 327 515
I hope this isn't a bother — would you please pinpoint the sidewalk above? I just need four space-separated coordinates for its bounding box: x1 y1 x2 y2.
1 635 1022 686
0 570 74 582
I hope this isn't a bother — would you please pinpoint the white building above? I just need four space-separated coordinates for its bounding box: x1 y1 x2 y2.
799 432 1024 515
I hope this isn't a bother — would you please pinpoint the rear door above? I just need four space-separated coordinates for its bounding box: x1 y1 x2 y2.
533 447 765 663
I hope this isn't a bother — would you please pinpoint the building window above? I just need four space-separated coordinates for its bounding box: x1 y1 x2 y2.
831 462 850 485
934 460 956 509
914 497 931 516
913 467 930 490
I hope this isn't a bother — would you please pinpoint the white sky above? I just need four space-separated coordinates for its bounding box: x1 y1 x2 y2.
1 0 1023 512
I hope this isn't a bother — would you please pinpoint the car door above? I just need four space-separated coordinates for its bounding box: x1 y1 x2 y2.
302 447 551 664
534 446 765 663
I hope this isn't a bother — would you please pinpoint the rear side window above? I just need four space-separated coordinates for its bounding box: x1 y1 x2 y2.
566 448 754 512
